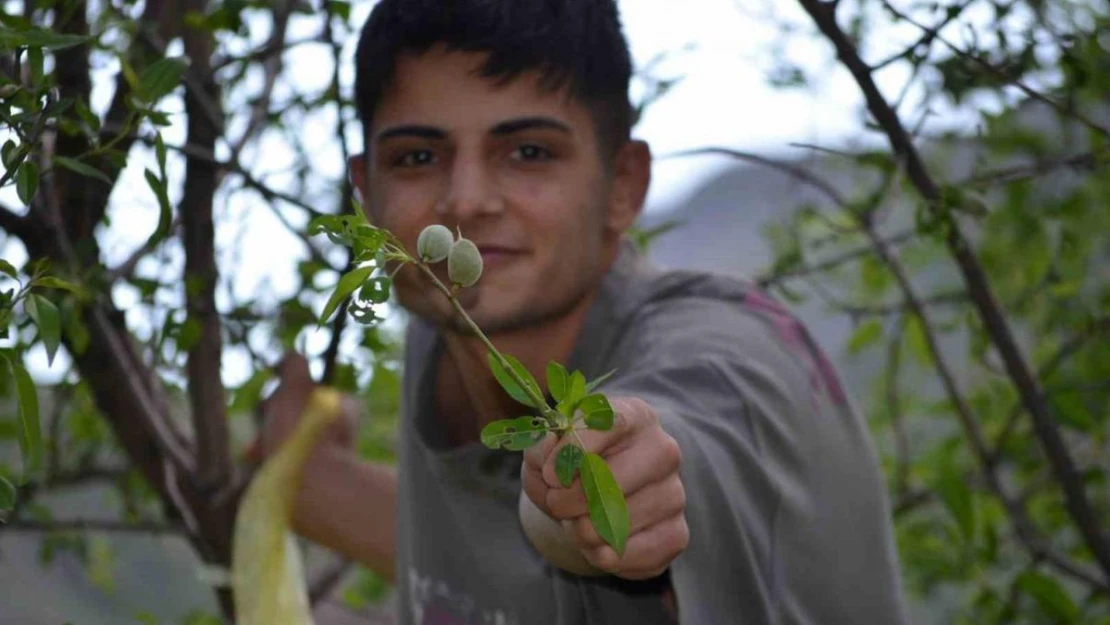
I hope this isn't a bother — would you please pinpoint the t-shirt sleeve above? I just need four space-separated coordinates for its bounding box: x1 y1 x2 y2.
597 292 910 625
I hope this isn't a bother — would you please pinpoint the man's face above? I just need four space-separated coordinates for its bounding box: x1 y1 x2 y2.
350 48 648 334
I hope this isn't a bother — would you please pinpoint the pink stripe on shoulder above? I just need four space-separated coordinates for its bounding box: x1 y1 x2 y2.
741 289 848 406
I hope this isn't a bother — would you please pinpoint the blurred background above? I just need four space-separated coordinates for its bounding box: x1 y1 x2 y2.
1 0 1108 623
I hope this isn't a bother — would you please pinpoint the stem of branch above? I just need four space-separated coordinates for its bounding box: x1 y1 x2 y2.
181 19 230 490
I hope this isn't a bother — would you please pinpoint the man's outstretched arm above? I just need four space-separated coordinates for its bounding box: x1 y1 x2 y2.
253 354 398 583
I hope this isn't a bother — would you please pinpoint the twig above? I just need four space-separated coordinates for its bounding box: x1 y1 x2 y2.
0 203 31 240
960 148 1110 189
880 2 1110 139
658 146 850 207
309 557 352 605
871 0 975 71
2 518 183 535
885 327 911 495
757 229 918 287
106 215 183 282
226 0 295 166
796 0 1110 581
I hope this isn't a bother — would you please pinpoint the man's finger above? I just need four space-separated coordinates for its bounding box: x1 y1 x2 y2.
582 512 689 579
562 473 685 547
545 429 679 518
524 431 558 475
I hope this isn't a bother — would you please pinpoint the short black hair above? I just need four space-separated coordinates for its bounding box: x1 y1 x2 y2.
353 0 634 161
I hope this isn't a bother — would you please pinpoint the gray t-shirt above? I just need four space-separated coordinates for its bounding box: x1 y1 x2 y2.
395 241 910 625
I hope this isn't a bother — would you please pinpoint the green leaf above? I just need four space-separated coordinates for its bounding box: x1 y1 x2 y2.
585 368 617 393
358 276 391 304
0 351 43 478
903 313 933 367
488 352 542 409
319 265 375 326
934 465 976 542
581 453 629 555
0 259 16 278
0 27 89 50
479 416 550 451
0 475 15 511
27 46 43 87
328 0 352 20
555 443 584 487
143 169 173 246
546 361 569 402
16 160 39 205
138 57 189 103
53 155 111 184
1016 571 1078 622
847 319 884 354
860 256 890 295
557 370 587 415
154 133 167 174
1051 394 1097 432
74 98 101 134
24 293 61 366
34 276 82 295
579 394 614 430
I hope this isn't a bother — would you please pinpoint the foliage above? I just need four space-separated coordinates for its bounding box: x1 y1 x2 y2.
749 1 1110 623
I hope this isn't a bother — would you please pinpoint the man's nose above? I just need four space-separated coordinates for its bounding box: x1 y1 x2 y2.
439 154 504 219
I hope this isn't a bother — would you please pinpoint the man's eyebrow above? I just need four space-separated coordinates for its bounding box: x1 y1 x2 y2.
375 125 447 143
490 117 573 136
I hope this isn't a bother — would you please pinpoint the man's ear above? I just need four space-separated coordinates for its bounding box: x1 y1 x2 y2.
348 153 374 223
607 139 651 234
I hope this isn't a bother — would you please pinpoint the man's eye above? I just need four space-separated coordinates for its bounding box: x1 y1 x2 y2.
394 150 435 167
511 144 553 162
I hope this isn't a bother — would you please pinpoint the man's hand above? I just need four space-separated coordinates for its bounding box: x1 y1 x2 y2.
246 353 359 462
522 397 688 580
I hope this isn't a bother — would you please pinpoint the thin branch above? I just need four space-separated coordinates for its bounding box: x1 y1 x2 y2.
886 327 911 495
757 229 918 287
226 0 295 165
309 557 352 605
960 147 1110 189
3 518 183 535
658 146 850 207
796 0 1110 581
0 202 32 240
181 5 230 491
106 215 183 282
321 7 357 384
990 317 1110 463
881 2 1110 139
871 0 975 71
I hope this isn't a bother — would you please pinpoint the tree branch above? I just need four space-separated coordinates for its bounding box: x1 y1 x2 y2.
796 0 1110 581
871 0 975 71
181 2 230 491
226 0 295 165
881 2 1110 139
309 557 352 606
3 518 183 535
0 202 32 241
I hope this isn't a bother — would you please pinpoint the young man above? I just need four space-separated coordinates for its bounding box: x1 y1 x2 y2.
256 1 911 623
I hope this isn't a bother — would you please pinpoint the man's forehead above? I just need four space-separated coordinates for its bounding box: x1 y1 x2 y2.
371 48 590 135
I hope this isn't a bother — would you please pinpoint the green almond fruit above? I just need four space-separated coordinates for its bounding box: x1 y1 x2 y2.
416 224 454 263
448 238 483 287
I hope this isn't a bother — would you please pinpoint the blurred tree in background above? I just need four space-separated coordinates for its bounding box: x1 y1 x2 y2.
0 0 1107 623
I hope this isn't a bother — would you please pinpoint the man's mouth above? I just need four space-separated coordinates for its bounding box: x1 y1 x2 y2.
475 245 524 266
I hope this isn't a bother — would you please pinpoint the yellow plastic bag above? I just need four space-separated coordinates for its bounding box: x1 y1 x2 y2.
231 387 343 625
